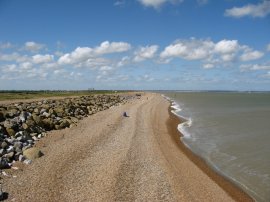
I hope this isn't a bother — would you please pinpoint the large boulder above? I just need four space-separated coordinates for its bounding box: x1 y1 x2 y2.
23 147 43 160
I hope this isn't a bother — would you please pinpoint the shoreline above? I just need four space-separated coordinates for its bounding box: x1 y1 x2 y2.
166 101 254 202
3 93 255 201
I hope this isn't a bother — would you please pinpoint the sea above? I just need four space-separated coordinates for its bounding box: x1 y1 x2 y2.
163 91 270 202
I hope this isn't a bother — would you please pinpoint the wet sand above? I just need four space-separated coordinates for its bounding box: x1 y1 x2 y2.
3 93 253 201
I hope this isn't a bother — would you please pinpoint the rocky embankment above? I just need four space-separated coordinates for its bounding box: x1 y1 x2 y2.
0 94 126 168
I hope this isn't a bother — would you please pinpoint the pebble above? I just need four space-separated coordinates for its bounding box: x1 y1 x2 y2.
23 159 32 165
18 154 25 162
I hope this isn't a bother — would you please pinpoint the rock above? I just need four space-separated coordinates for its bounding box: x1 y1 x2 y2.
19 111 28 122
14 142 23 149
54 107 64 117
0 111 5 122
0 158 10 169
32 114 42 125
15 147 22 154
5 138 15 144
26 119 35 127
22 123 29 130
33 108 40 114
0 149 5 156
49 108 56 115
30 133 38 137
6 128 15 136
69 123 76 128
59 119 70 129
23 159 32 164
6 146 14 153
42 118 54 130
19 154 25 162
55 125 61 130
5 151 14 160
15 131 23 138
7 108 18 118
4 120 13 129
23 147 43 160
42 112 50 118
1 142 8 149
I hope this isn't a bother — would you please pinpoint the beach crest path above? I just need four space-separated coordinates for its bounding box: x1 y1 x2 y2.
4 93 236 202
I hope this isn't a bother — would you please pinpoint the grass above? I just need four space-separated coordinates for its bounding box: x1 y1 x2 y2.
0 90 129 101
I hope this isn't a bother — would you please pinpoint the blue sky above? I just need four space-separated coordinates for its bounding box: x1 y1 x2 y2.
0 0 270 90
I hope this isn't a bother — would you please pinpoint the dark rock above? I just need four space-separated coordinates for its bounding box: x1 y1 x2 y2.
0 111 5 122
42 118 54 130
0 158 10 169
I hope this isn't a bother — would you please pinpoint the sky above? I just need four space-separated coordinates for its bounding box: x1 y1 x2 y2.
0 0 270 91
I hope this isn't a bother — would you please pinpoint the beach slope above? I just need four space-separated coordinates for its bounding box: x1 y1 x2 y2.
4 93 247 201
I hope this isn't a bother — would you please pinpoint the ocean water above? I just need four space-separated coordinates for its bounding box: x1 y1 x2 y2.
163 92 270 202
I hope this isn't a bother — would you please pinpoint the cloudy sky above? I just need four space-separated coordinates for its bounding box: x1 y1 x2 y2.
0 0 270 90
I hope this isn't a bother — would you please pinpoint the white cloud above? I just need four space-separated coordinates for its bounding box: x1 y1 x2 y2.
20 62 33 70
240 50 264 61
58 41 131 65
160 38 264 65
134 45 159 62
225 1 270 18
80 57 110 68
100 66 113 71
25 41 45 52
117 56 130 67
58 47 93 65
138 0 183 9
221 54 236 62
0 52 29 62
240 63 270 71
203 63 214 69
2 64 17 73
214 40 239 54
160 39 214 60
32 54 54 64
94 41 131 55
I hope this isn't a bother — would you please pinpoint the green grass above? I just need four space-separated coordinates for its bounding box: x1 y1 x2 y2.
0 90 129 101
